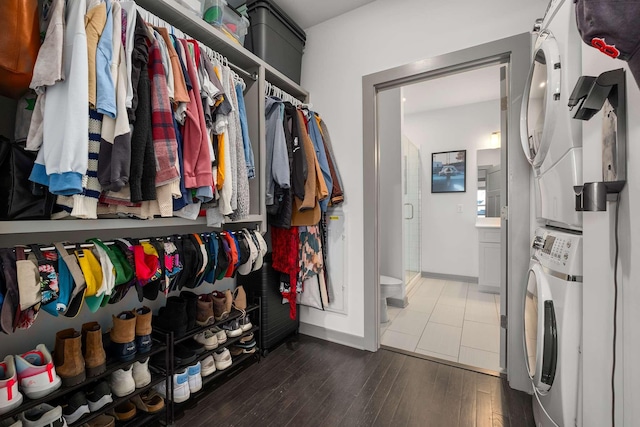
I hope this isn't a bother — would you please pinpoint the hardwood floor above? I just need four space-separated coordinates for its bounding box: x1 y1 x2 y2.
176 335 535 427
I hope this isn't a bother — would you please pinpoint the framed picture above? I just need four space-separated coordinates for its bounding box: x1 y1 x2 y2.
431 150 466 193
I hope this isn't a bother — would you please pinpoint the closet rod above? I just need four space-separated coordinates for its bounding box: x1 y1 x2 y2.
228 62 258 81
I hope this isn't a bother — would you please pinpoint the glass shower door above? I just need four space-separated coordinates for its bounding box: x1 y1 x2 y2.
402 136 421 286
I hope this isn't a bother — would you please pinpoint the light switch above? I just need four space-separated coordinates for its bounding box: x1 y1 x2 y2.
457 204 463 213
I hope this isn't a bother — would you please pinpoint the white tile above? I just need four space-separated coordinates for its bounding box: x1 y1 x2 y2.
387 309 430 336
414 348 458 363
381 329 420 352
464 300 499 325
406 295 438 314
458 346 501 372
416 322 462 358
387 306 402 322
441 281 469 297
429 304 465 328
437 293 467 308
413 279 445 299
466 288 498 303
494 294 501 317
461 321 500 353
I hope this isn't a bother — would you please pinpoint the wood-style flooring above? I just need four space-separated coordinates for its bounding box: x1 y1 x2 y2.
177 335 535 427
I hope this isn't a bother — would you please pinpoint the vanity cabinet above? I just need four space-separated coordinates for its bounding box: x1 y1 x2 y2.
477 226 500 293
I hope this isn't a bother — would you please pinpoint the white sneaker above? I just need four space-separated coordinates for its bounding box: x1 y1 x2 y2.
153 369 190 404
0 355 23 415
109 365 135 397
187 362 202 393
200 356 216 377
132 358 151 388
213 348 232 370
209 326 227 344
19 403 67 427
173 369 190 403
193 330 218 350
14 345 62 399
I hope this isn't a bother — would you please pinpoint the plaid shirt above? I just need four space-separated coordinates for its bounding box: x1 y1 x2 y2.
147 34 180 186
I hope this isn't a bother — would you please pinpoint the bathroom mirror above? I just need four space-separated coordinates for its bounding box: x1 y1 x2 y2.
477 148 501 217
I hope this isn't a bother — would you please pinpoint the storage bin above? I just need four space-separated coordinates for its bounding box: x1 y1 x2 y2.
176 0 202 17
245 0 306 83
201 0 249 44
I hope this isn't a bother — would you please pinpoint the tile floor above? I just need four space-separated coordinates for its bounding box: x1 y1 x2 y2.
381 277 502 372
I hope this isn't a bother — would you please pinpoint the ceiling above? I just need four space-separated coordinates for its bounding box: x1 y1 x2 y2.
402 65 502 116
272 0 376 29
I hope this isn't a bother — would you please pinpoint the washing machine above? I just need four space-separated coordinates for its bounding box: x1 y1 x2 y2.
521 0 583 230
524 227 582 427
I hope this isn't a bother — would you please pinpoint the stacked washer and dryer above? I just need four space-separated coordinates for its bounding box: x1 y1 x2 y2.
520 1 584 426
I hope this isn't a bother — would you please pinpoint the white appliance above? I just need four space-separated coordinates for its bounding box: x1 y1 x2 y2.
524 227 582 427
521 0 583 230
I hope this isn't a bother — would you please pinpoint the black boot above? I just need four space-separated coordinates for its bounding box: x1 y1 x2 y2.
179 291 198 331
152 296 188 338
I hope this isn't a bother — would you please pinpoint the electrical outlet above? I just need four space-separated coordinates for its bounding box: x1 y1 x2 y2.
457 204 463 213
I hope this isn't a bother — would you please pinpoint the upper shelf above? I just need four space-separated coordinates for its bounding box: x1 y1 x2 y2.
135 0 309 100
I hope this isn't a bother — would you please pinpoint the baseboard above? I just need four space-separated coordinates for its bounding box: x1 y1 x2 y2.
387 296 409 308
421 271 478 283
299 322 366 350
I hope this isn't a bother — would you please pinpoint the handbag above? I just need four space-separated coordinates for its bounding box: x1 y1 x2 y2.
0 0 41 99
0 136 54 220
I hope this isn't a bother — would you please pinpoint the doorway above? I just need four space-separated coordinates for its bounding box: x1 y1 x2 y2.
378 65 505 372
362 34 533 392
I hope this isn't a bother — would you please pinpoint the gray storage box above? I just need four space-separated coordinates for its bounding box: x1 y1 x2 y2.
245 0 306 84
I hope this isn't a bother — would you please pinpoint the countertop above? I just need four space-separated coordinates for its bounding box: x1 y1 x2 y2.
475 217 501 228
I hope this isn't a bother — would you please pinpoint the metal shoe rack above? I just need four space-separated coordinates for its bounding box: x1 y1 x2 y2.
152 298 261 425
1 334 173 427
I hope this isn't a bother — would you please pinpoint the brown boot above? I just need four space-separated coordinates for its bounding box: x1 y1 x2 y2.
211 291 228 321
224 289 233 313
233 285 247 310
196 294 214 326
110 311 137 362
82 322 106 377
135 307 153 354
54 328 86 386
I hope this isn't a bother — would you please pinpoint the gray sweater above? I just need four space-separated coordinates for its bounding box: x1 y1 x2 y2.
265 97 291 206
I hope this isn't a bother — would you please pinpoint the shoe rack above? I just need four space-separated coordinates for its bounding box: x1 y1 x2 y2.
1 334 173 427
153 298 261 424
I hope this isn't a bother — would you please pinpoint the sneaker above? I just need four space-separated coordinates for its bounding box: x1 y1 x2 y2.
156 369 190 403
0 355 23 415
222 319 242 338
18 403 66 427
200 356 216 377
61 390 90 424
131 390 164 414
173 344 197 367
229 346 244 357
112 401 136 421
209 326 227 344
187 362 202 394
193 330 218 350
86 381 113 412
132 358 151 388
0 417 21 427
181 339 205 356
213 348 232 371
108 366 135 397
235 339 257 354
238 314 252 332
15 345 62 399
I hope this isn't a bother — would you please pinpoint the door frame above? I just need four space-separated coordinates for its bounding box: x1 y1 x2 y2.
362 33 532 391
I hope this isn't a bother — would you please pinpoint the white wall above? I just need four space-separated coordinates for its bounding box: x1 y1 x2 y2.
580 49 640 426
378 88 404 287
403 100 500 278
300 0 549 339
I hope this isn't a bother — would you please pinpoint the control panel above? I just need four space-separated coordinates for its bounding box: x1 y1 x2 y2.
532 228 582 270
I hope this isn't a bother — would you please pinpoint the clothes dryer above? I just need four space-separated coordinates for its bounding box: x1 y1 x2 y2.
521 0 583 230
524 227 582 427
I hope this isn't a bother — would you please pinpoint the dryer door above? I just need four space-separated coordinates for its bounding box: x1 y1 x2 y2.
520 31 562 169
524 263 558 392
